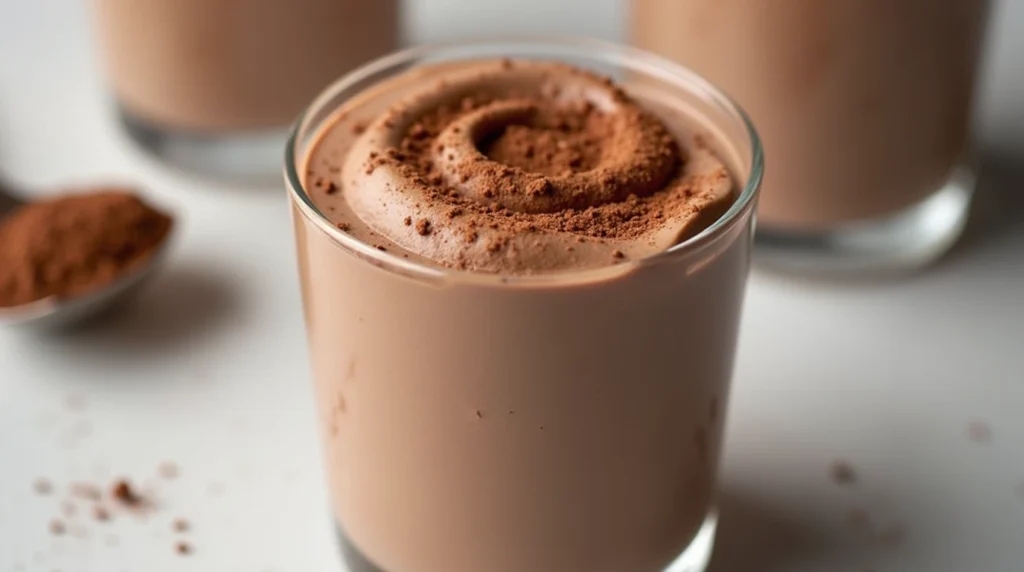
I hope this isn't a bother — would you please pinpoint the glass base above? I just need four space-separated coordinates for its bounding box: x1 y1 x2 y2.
117 106 287 185
334 511 718 572
753 164 975 277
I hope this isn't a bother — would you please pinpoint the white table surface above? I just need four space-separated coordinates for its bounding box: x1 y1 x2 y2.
1 2 1023 571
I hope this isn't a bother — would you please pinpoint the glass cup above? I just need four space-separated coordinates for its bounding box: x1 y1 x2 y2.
286 39 763 572
632 0 991 275
91 0 398 183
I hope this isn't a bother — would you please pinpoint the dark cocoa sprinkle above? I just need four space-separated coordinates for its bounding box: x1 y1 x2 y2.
464 230 479 243
336 222 351 232
175 541 192 555
173 519 189 533
475 410 483 419
375 245 387 252
403 216 412 226
612 250 625 259
351 121 367 135
324 181 338 195
460 173 471 183
111 480 141 506
415 219 433 236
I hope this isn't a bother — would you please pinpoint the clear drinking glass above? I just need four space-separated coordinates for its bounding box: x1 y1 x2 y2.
91 0 398 183
286 39 763 572
632 0 992 275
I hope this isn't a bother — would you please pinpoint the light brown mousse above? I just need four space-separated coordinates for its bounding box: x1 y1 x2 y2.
305 60 735 274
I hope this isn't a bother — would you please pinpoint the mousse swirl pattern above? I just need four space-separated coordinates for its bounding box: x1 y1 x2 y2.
328 60 735 274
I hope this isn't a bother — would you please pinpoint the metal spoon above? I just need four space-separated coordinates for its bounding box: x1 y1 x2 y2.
0 182 173 330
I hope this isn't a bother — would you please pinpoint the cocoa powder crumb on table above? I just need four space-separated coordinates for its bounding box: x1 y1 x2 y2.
830 460 857 485
175 541 192 555
158 461 179 480
111 479 141 506
967 420 992 443
33 478 52 495
173 518 190 532
49 520 66 535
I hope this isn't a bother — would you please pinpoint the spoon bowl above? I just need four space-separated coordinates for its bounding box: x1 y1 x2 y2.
0 183 173 330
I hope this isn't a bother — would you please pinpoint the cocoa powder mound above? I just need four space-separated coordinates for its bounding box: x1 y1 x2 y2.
0 190 172 307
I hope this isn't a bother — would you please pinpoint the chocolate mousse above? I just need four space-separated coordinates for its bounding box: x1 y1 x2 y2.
305 61 735 272
290 52 760 572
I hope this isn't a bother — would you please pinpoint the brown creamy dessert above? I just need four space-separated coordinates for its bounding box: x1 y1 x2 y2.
291 55 760 572
93 0 398 132
632 0 989 229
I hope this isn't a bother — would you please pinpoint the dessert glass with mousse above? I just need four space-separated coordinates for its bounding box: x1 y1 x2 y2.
92 0 398 181
632 0 991 274
286 40 762 572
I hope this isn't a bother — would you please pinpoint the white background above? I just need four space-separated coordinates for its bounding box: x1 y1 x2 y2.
1 1 1023 571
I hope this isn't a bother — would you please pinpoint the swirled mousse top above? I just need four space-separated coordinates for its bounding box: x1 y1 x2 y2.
302 59 735 275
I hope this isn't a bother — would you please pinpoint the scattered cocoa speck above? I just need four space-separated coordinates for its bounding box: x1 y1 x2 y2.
463 230 479 243
508 410 515 415
336 222 351 232
403 216 412 226
70 482 102 501
500 58 514 70
475 410 483 419
830 460 857 486
60 500 76 518
111 479 141 506
33 478 52 495
415 219 433 236
351 121 367 135
93 506 110 522
375 245 387 252
49 520 66 535
967 420 991 443
158 462 179 480
460 173 471 183
612 250 625 260
175 541 192 555
324 181 338 195
447 207 464 219
173 518 189 533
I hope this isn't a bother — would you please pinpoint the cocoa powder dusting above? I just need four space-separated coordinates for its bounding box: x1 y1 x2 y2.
306 61 736 273
0 190 172 307
370 80 694 245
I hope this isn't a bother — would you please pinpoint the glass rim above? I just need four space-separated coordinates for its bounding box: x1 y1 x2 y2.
284 36 763 286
